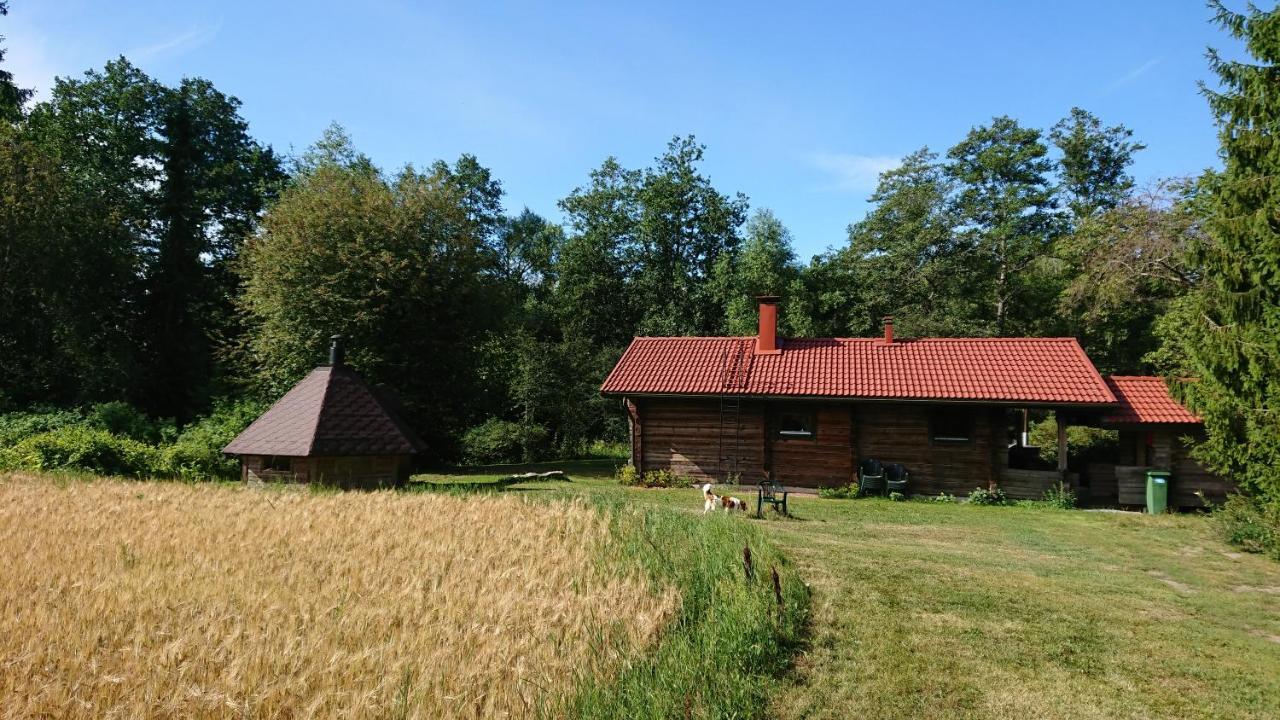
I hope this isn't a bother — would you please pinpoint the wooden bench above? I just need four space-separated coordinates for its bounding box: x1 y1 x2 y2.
757 481 789 517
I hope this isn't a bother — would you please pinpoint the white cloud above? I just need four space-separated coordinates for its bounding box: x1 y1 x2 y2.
1105 57 1162 93
809 152 901 193
129 23 221 60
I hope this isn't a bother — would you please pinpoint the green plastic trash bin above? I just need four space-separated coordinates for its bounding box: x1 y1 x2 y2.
1146 471 1170 515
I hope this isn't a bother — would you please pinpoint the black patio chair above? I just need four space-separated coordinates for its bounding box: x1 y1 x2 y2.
858 458 885 496
885 462 909 495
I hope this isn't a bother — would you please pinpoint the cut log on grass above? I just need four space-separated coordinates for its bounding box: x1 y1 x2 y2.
503 470 569 482
418 470 572 492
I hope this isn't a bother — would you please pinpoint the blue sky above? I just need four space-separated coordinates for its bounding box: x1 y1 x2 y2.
3 1 1242 257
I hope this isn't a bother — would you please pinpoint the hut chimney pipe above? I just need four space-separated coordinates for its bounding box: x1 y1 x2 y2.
329 335 345 367
883 316 894 344
755 295 782 355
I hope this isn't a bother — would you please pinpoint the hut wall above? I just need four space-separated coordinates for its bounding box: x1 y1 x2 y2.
855 404 1001 497
635 398 767 482
998 468 1075 500
769 404 854 488
1112 427 1234 508
308 455 411 489
242 454 409 488
633 398 1005 493
242 455 311 484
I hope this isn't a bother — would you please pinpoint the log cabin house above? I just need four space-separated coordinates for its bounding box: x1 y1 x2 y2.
601 297 1233 506
223 337 426 488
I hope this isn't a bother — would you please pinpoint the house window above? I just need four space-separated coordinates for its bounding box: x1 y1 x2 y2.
931 409 972 443
777 411 816 439
264 455 293 472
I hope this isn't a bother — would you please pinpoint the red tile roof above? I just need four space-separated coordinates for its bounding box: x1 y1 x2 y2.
1102 376 1201 425
223 366 427 457
601 337 1116 405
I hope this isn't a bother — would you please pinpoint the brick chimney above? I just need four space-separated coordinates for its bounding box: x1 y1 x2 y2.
755 295 782 355
882 316 894 344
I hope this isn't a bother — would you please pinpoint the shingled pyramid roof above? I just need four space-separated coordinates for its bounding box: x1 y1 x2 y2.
223 365 426 457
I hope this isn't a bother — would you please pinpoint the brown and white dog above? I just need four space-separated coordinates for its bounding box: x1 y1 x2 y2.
702 483 748 514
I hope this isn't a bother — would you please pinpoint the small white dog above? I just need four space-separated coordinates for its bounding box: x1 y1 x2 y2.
702 483 747 514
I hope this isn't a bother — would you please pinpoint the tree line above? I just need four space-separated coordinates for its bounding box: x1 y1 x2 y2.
1 2 1278 507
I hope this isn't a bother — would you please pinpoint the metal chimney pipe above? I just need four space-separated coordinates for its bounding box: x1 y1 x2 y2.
329 335 344 367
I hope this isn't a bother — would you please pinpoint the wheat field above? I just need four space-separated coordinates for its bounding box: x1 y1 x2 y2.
0 474 677 718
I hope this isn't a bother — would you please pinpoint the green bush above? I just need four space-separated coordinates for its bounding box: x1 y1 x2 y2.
0 398 266 481
615 463 641 485
85 401 175 444
581 439 630 460
967 486 1010 506
1215 494 1280 559
1028 414 1118 465
461 418 550 464
818 483 857 499
0 402 176 449
1043 481 1078 509
888 491 906 502
616 466 687 488
932 492 957 503
0 426 160 476
157 399 267 480
0 406 85 447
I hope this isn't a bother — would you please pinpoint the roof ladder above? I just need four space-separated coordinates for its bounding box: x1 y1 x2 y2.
717 340 751 483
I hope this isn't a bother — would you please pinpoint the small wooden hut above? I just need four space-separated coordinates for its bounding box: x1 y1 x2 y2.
223 336 426 488
1093 376 1235 508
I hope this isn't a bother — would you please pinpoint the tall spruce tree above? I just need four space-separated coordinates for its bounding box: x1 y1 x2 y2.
1157 2 1280 502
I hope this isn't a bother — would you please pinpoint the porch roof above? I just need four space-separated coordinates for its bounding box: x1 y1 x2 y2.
1102 376 1202 425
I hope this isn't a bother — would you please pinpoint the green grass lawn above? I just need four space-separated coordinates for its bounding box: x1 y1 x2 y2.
431 461 1280 720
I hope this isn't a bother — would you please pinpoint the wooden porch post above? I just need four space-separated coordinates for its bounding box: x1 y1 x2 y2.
626 398 644 472
1057 413 1069 485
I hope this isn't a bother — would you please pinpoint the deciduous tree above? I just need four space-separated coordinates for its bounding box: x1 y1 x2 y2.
1059 180 1202 373
238 127 499 458
1051 107 1144 220
711 209 802 336
947 116 1063 335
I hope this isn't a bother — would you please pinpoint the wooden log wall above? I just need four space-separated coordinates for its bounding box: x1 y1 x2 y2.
1085 461 1118 502
634 398 1009 493
998 468 1075 500
309 455 408 489
637 399 767 482
854 404 999 496
242 455 312 484
770 405 854 487
1111 428 1234 508
1116 465 1150 506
